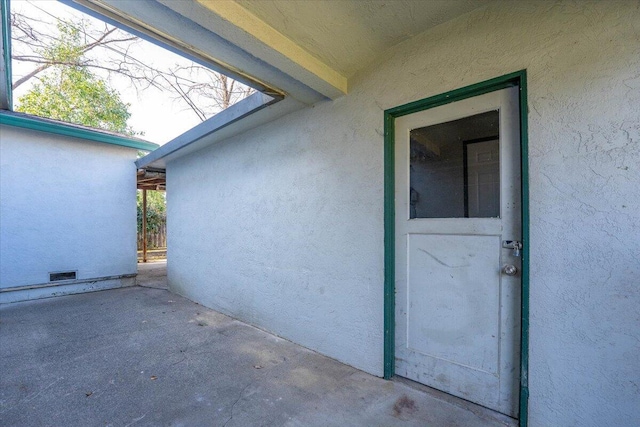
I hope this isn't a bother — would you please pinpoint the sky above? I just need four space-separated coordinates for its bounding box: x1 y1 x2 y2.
10 0 252 145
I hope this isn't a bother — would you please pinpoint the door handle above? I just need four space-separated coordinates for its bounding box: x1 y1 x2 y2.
502 265 518 276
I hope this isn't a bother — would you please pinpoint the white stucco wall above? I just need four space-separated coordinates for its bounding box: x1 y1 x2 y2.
0 126 138 297
167 1 640 425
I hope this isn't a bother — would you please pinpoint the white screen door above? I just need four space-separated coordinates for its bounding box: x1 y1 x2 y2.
394 87 521 417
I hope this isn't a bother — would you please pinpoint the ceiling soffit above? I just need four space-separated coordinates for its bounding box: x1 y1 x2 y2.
81 0 487 102
165 0 488 99
235 0 489 78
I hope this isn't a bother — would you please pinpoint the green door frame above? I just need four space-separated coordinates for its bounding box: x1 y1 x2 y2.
383 70 530 426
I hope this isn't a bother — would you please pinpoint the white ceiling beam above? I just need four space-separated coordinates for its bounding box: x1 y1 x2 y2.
190 0 348 100
71 0 328 105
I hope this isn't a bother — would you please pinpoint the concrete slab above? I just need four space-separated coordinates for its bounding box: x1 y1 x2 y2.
0 287 516 426
137 260 168 290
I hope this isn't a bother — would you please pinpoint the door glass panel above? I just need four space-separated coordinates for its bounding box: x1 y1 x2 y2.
409 111 500 219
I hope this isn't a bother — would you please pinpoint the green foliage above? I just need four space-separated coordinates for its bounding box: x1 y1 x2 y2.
15 20 138 136
41 21 85 65
137 190 166 235
16 67 136 134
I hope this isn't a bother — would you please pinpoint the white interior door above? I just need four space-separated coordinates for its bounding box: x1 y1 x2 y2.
394 87 521 417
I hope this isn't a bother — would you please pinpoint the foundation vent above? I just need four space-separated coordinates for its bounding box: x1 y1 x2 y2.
50 271 77 282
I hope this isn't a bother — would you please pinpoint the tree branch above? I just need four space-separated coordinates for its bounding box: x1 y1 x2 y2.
10 5 255 120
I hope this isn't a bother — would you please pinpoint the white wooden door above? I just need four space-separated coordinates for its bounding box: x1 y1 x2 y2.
394 87 521 417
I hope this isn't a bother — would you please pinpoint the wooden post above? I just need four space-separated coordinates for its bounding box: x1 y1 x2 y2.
142 189 148 263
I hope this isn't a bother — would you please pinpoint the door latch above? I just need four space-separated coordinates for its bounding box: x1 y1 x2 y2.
502 240 523 257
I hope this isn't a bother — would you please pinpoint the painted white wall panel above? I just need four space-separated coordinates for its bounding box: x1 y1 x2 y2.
0 126 138 290
167 1 640 425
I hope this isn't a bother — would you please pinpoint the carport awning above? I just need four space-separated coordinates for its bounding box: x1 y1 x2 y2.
137 168 166 191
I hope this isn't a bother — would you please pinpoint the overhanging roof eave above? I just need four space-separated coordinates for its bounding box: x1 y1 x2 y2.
136 91 281 169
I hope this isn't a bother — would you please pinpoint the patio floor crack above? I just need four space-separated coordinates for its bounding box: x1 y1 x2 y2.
222 381 254 427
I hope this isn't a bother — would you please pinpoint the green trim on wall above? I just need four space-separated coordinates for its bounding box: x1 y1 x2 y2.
383 70 529 426
518 71 530 427
1 0 12 109
383 110 396 379
0 112 159 151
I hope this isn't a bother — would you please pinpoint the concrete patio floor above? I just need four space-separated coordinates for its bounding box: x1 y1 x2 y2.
137 259 168 290
0 266 516 427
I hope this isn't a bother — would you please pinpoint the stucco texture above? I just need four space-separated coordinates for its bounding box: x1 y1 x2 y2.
167 1 640 425
0 126 138 288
